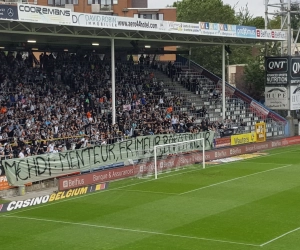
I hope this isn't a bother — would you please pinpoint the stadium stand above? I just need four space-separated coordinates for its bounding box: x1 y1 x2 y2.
0 50 286 160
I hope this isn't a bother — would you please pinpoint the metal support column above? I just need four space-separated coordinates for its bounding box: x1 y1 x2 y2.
111 38 116 125
287 0 291 117
188 47 191 70
222 44 226 120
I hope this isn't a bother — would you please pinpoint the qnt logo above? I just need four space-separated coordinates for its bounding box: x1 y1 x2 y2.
266 58 288 73
291 58 300 78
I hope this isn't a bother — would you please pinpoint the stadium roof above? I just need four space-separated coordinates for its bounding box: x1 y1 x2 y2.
0 3 287 51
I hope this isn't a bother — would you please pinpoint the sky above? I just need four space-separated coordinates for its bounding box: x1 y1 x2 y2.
148 0 267 18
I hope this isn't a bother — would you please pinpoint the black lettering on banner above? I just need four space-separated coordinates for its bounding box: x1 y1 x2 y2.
108 143 116 160
35 157 48 176
154 136 160 146
31 158 38 177
118 141 126 160
47 157 53 176
76 150 86 167
143 137 150 152
125 139 133 158
4 161 17 182
205 131 212 148
135 137 143 151
100 144 108 162
69 150 78 169
93 146 101 165
178 134 185 143
59 152 70 171
162 135 169 145
81 147 92 168
2 132 214 186
13 160 29 181
169 134 176 144
17 160 29 181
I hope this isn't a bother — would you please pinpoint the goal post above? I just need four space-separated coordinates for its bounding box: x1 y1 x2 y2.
154 138 205 179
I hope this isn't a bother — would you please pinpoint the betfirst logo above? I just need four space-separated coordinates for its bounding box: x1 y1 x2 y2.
215 151 227 158
230 148 242 155
257 29 286 39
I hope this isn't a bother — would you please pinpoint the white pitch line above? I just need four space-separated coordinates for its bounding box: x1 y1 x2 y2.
179 164 292 195
1 167 199 217
1 147 297 217
260 227 300 247
112 189 178 195
4 215 260 247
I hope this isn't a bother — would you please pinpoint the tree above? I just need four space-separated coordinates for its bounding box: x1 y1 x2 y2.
176 0 236 24
242 58 265 101
175 0 237 76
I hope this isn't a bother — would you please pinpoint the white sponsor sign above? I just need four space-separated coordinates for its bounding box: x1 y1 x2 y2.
265 87 289 110
14 3 286 41
17 3 72 25
71 12 167 33
256 29 287 40
290 85 300 110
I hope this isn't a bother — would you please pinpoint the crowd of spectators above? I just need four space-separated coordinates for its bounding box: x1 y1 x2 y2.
0 51 227 159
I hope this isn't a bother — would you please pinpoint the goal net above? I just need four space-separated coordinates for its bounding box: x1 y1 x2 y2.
130 138 205 179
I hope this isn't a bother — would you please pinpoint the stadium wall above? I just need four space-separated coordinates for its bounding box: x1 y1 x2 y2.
1 135 300 196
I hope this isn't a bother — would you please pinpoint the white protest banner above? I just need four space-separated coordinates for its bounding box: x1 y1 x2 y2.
17 3 72 25
3 132 214 186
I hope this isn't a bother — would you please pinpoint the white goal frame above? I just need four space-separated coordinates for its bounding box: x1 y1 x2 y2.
154 138 205 179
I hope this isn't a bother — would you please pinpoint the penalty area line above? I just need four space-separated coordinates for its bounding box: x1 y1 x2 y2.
179 164 292 195
4 215 260 247
260 227 300 247
1 147 297 217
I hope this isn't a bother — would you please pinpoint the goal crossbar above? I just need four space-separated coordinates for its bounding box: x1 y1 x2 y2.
153 138 205 179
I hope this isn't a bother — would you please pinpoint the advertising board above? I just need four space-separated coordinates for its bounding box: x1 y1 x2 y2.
0 5 18 20
17 3 72 25
255 122 266 142
214 137 231 148
230 132 256 146
290 57 300 84
256 29 286 40
290 85 300 110
236 25 256 38
58 136 300 192
0 183 108 213
265 57 289 85
59 166 134 191
0 164 13 191
265 87 289 110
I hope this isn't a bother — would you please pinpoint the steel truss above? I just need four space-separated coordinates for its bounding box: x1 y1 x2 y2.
0 20 272 47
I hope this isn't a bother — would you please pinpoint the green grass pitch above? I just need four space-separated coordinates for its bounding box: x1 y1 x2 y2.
1 145 300 250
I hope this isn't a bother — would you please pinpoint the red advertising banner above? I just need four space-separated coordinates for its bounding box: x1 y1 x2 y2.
53 136 300 191
58 166 135 191
215 137 231 148
0 175 11 191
